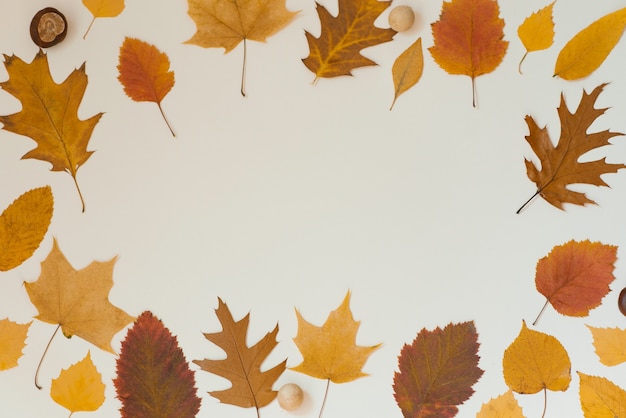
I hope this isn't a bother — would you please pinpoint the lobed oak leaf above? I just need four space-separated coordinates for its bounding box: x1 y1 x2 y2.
390 37 423 110
50 351 105 415
0 319 31 371
587 325 626 366
82 0 125 39
517 2 555 74
476 390 525 418
393 321 483 418
115 311 201 418
303 0 396 80
578 373 626 417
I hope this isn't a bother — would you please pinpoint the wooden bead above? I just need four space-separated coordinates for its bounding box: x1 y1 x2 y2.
277 383 304 411
388 6 415 32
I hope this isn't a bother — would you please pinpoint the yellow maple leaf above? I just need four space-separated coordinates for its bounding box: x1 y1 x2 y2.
82 0 125 38
587 325 626 366
50 351 105 414
578 372 626 417
476 390 525 418
517 2 555 73
0 319 31 371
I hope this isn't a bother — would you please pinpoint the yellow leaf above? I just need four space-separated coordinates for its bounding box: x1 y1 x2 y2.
82 0 125 38
0 187 53 271
291 291 380 383
502 321 571 394
50 351 105 414
517 2 555 73
578 372 626 418
554 7 626 80
587 325 626 366
390 37 423 111
476 390 525 418
0 319 31 371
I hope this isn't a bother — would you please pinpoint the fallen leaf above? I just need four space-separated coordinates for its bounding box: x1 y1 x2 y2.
390 37 423 110
0 319 31 371
118 37 176 137
533 240 617 324
476 390 525 418
50 351 105 414
185 0 297 95
554 7 626 80
194 298 285 411
303 0 395 80
587 325 626 366
429 0 508 107
578 373 626 417
115 312 201 418
82 0 125 39
0 50 102 212
393 321 483 417
518 83 625 212
24 238 135 353
517 2 555 74
0 187 53 271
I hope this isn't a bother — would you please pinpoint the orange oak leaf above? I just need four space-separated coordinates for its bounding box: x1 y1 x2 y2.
118 37 176 137
0 319 31 371
393 321 483 418
429 0 508 107
303 0 396 80
578 372 626 417
518 84 625 212
194 298 286 413
82 0 125 39
115 312 201 418
0 50 102 212
533 240 617 324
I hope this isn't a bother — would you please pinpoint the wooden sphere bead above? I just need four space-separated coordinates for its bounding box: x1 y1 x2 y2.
388 5 415 32
277 383 304 411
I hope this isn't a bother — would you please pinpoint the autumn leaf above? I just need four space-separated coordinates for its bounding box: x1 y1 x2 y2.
50 351 105 415
393 321 483 418
303 0 395 80
194 298 285 413
587 325 626 366
0 319 31 371
0 50 102 212
476 390 525 418
517 84 625 212
517 2 555 74
578 373 626 417
390 37 423 110
185 0 297 96
429 0 508 107
82 0 125 39
115 312 201 418
532 240 617 324
554 7 626 80
0 187 53 272
118 37 176 137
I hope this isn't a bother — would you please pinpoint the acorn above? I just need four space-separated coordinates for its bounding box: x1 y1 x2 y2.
30 7 67 48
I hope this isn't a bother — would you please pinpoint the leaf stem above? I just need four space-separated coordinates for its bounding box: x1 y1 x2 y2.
71 173 86 213
516 189 540 214
318 379 330 418
240 38 247 97
83 16 96 39
157 102 175 137
35 324 60 389
541 387 547 418
533 299 550 326
518 51 528 75
471 76 477 108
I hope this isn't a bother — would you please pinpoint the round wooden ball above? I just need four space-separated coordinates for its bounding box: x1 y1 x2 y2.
277 383 304 411
388 5 415 32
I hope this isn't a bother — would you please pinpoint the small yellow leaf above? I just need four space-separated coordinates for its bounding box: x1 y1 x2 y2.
50 351 105 414
0 319 31 371
82 0 125 38
390 37 423 110
517 2 555 73
476 390 525 418
587 325 626 366
578 372 626 417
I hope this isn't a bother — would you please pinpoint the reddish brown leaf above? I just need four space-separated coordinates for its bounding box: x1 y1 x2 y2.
114 311 201 418
393 321 483 417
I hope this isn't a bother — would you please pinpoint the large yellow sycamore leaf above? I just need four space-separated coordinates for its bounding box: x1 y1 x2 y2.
587 325 626 366
82 0 125 38
50 351 105 414
476 390 525 418
0 319 31 371
578 373 626 417
517 2 555 74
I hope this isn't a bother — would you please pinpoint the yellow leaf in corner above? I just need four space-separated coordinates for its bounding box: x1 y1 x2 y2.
517 2 555 73
0 319 31 371
82 0 125 38
578 372 626 417
51 351 105 414
587 325 626 366
390 38 423 110
477 390 525 418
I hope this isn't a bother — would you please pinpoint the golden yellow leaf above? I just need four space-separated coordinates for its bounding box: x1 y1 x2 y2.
476 390 525 418
554 7 626 80
0 319 31 371
502 321 571 394
517 2 555 73
82 0 125 38
578 372 626 418
390 37 423 110
0 187 53 271
587 325 626 366
50 351 105 414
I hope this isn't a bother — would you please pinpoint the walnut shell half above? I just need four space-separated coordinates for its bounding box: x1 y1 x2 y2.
30 8 67 48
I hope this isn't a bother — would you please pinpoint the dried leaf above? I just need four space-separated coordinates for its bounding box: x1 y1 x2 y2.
390 37 423 110
118 37 176 136
0 187 53 272
429 0 508 107
0 319 31 371
194 298 286 410
24 238 135 353
587 325 626 366
393 321 483 417
82 0 125 38
50 351 105 414
519 83 625 211
517 2 555 73
578 373 626 417
476 390 525 418
0 50 102 212
554 7 626 80
303 0 395 80
115 312 201 418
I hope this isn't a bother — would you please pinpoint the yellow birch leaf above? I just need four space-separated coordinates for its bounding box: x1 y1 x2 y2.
578 372 626 418
587 325 626 366
82 0 125 38
476 390 525 418
50 351 105 414
517 2 555 73
390 37 423 111
554 7 626 80
0 319 31 371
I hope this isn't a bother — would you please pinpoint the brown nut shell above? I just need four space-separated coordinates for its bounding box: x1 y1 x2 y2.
30 7 67 48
